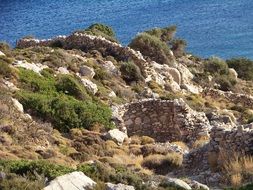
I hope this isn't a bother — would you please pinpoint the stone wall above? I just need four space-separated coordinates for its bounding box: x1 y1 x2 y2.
117 98 211 143
16 33 148 75
203 88 253 109
209 125 253 154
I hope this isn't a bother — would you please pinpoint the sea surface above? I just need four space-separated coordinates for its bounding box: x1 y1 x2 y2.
0 0 252 59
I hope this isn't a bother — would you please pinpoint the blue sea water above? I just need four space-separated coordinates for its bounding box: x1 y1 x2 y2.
0 0 252 59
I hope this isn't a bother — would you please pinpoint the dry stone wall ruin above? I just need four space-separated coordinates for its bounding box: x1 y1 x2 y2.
116 99 211 143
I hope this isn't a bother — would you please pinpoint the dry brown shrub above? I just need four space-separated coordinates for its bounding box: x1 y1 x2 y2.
140 136 155 145
171 141 189 151
130 135 141 145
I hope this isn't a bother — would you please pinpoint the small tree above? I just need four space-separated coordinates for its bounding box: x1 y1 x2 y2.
171 38 187 57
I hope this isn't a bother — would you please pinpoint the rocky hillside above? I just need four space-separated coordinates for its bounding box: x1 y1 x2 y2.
0 23 253 190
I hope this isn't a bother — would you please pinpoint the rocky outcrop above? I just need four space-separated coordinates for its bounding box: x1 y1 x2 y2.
11 98 24 113
81 79 98 95
79 65 95 78
0 51 5 56
105 129 128 145
165 178 192 190
13 60 48 74
57 67 70 74
106 183 135 190
117 99 211 143
43 171 96 190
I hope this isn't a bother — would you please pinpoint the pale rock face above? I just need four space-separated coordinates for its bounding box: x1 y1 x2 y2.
43 171 96 190
189 181 209 190
105 129 128 145
103 61 118 75
165 80 181 93
228 68 238 79
166 178 192 190
106 183 135 190
109 91 117 98
11 98 24 113
79 65 95 78
0 51 6 56
3 80 19 91
58 67 69 75
167 68 181 85
13 60 48 74
81 79 98 95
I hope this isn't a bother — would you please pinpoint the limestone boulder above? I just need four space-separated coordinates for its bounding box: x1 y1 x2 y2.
165 178 192 190
79 65 95 78
109 91 117 98
229 68 238 79
105 129 128 145
43 171 96 190
189 180 209 190
58 67 69 74
11 98 24 113
106 183 135 190
167 68 181 85
13 60 48 74
0 51 5 56
81 79 98 95
102 61 118 75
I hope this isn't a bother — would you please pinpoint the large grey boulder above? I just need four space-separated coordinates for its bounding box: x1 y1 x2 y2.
165 178 192 190
79 65 95 78
105 129 128 145
106 183 135 190
43 171 96 190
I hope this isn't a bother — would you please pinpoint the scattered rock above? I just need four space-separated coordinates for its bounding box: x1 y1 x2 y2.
13 60 48 74
43 171 96 190
11 98 24 113
81 79 98 95
105 129 128 145
106 183 135 190
168 68 181 85
58 67 69 74
0 172 6 180
102 61 118 75
0 51 5 57
165 178 192 190
229 68 238 79
3 80 19 91
109 91 117 98
189 180 209 190
79 65 95 78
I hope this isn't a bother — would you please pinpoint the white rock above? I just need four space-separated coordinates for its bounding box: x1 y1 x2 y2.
105 129 128 145
79 65 95 78
229 68 238 79
168 68 181 85
0 51 5 56
58 67 69 75
106 183 135 190
189 180 209 190
14 60 47 74
11 98 24 113
103 61 118 74
3 80 19 91
109 91 117 98
166 178 192 190
44 172 96 190
81 79 98 95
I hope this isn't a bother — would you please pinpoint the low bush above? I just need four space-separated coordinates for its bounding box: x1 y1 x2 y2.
0 160 73 180
227 58 253 81
170 38 187 57
120 61 144 83
215 75 237 91
204 57 229 75
145 25 177 42
0 42 12 57
142 153 182 175
0 57 13 78
129 33 174 65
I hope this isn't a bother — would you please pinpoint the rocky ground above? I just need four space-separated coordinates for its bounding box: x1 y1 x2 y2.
0 24 253 190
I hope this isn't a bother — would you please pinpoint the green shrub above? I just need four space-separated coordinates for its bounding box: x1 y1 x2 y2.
145 25 177 42
129 33 174 65
81 23 118 42
227 58 253 81
204 57 229 75
56 74 90 100
0 160 73 180
17 92 113 132
120 61 143 83
0 174 45 190
215 75 237 91
0 57 13 78
171 38 187 57
0 42 12 56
